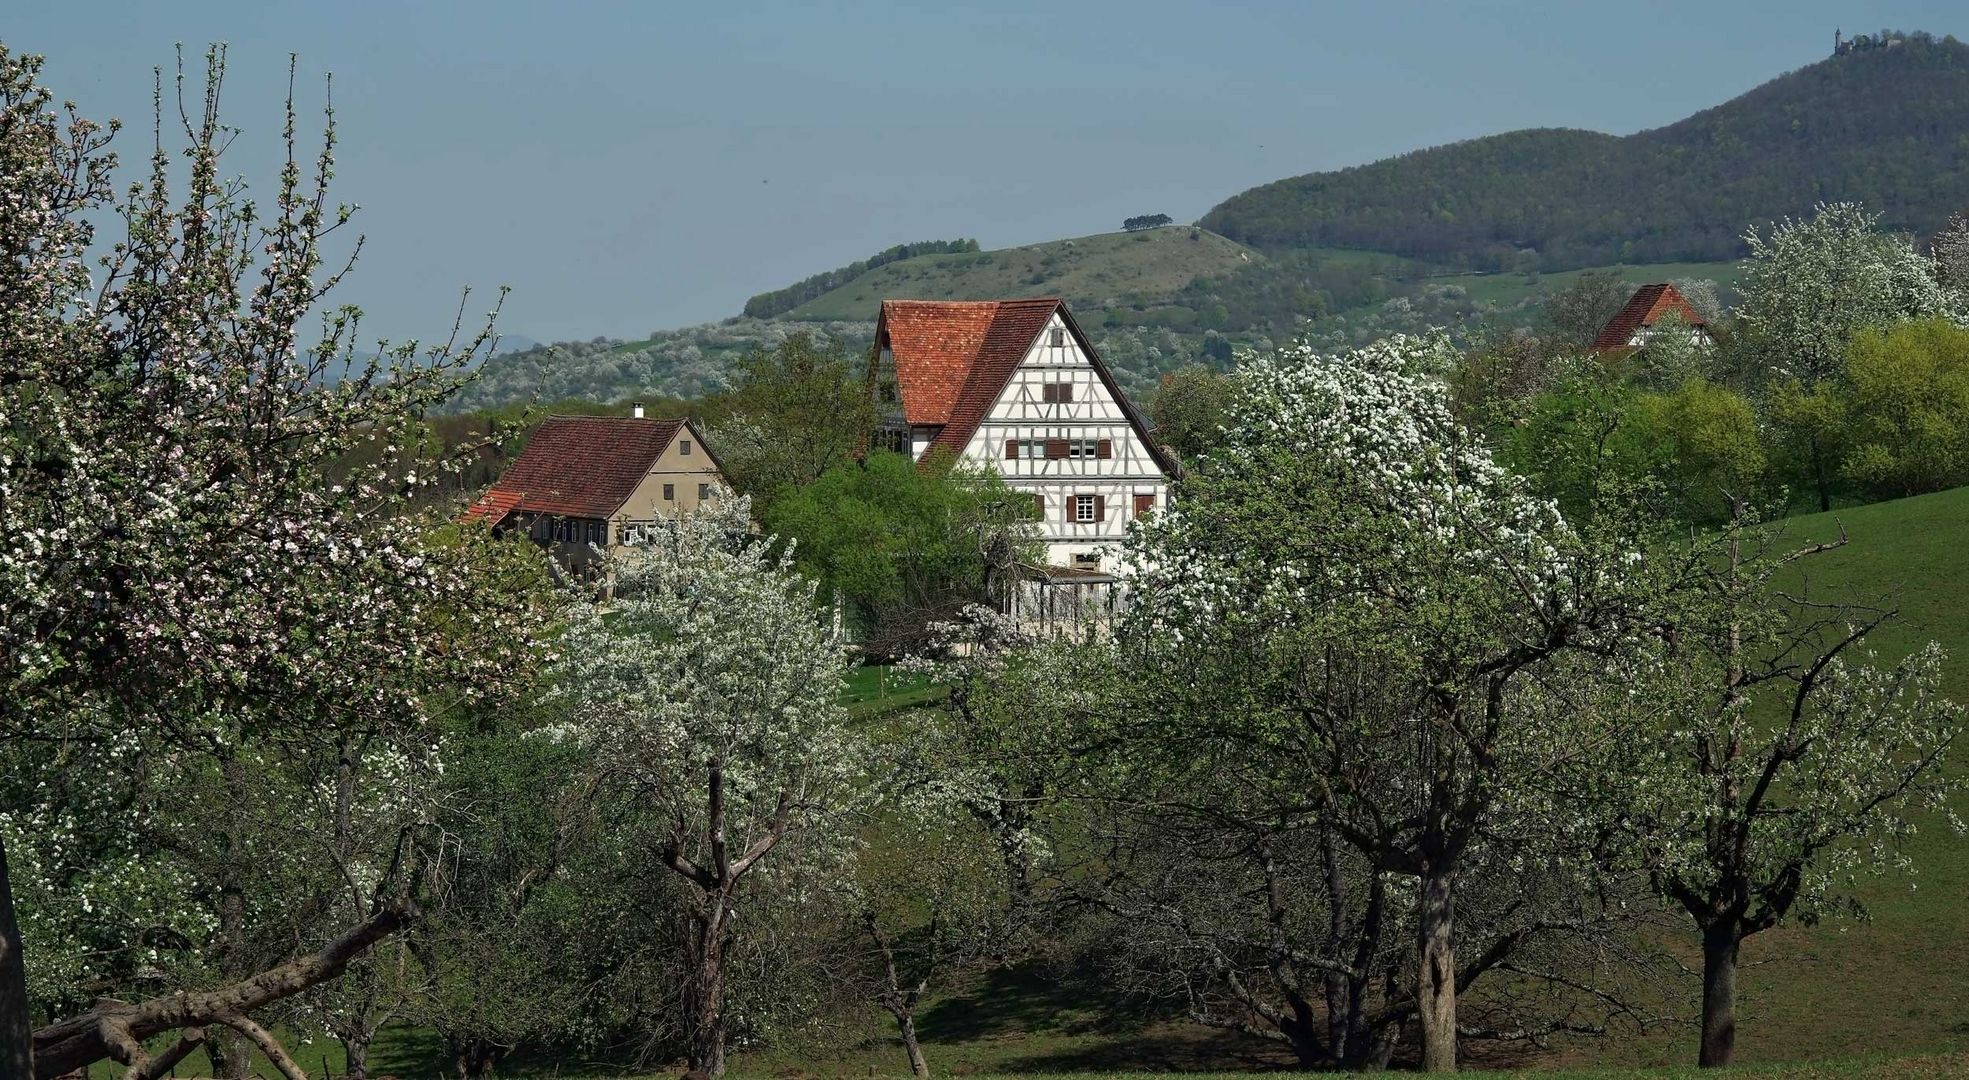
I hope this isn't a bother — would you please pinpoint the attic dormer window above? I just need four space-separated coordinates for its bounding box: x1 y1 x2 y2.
680 439 692 455
1050 329 1065 348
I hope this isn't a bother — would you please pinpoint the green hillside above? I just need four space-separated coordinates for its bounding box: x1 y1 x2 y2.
1203 31 1969 271
780 227 1261 321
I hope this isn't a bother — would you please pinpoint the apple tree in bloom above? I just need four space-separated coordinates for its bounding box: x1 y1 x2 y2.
1616 511 1963 1069
0 44 549 1080
547 495 858 1079
1119 335 1660 1072
1732 201 1957 391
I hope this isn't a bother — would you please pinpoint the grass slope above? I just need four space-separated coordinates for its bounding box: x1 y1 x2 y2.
781 228 1260 322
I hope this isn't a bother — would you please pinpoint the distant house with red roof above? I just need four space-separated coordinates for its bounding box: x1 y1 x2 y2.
1591 282 1716 354
462 409 728 571
869 298 1176 622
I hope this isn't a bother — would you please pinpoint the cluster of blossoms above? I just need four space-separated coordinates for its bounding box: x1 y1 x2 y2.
547 494 860 875
1125 333 1598 641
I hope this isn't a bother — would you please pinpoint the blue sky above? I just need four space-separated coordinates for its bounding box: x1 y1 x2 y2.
9 2 1964 345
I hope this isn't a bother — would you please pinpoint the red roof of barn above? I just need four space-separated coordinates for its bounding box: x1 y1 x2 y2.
1591 283 1708 352
463 415 688 524
875 298 1177 476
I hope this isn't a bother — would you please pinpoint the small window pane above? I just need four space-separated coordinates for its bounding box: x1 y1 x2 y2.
663 483 675 500
1050 328 1065 347
698 483 711 500
681 439 692 455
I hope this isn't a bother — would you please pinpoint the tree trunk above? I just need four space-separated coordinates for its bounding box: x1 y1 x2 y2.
0 834 33 1080
893 1009 929 1079
686 900 730 1078
1415 869 1457 1073
340 1027 372 1080
1698 920 1740 1068
208 880 252 1080
452 1037 503 1079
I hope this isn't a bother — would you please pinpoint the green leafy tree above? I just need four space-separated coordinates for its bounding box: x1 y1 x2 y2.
764 451 1038 657
1146 364 1234 464
1838 317 1969 497
710 332 876 505
1629 378 1769 524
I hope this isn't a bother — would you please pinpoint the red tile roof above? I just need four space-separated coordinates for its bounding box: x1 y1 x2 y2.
461 488 524 524
1591 283 1708 352
878 300 1006 426
466 415 686 524
876 298 1177 477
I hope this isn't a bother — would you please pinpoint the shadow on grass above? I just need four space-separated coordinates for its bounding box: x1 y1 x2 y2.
912 963 1296 1074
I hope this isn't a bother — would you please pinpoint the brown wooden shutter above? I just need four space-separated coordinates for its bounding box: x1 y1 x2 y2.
1096 439 1113 459
1059 382 1074 402
1134 493 1154 516
1094 494 1106 522
1005 438 1019 459
1032 493 1044 517
1045 438 1068 459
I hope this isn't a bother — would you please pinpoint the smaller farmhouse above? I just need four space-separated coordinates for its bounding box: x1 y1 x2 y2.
463 410 727 572
1591 282 1715 354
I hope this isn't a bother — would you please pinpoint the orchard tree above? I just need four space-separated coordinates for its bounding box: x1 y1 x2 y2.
548 497 859 1078
1626 512 1963 1068
1730 202 1954 388
1122 336 1659 1071
0 44 546 1079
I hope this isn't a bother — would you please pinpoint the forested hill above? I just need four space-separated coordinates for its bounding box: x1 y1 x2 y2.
1201 31 1969 271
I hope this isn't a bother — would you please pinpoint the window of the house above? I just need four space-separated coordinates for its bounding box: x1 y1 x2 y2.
1018 440 1044 459
1042 382 1074 404
680 439 692 456
1074 495 1097 523
1050 328 1066 348
1074 552 1100 567
1068 439 1101 460
1134 493 1155 517
663 483 675 501
698 483 711 500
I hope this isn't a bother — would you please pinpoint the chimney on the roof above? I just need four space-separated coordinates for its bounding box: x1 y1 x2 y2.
631 402 645 419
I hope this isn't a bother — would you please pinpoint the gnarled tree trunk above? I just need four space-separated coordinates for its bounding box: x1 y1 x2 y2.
685 898 731 1078
1415 868 1457 1073
1698 920 1739 1068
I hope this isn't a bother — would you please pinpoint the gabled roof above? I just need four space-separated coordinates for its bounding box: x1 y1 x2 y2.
1591 283 1708 352
875 297 1177 477
464 415 690 523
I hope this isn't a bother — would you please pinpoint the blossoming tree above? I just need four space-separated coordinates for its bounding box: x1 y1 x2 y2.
0 44 547 1079
548 497 857 1078
1624 511 1963 1068
1121 335 1658 1072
